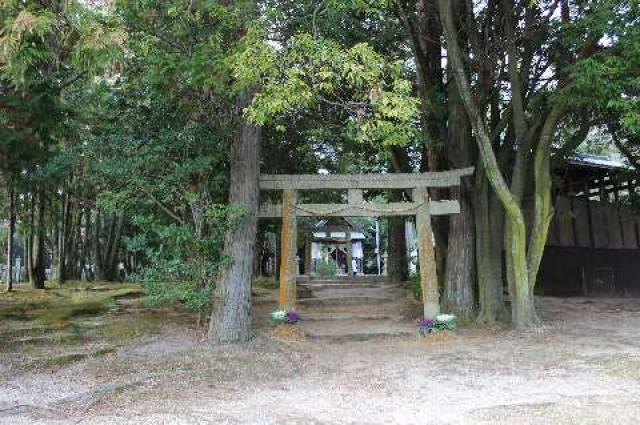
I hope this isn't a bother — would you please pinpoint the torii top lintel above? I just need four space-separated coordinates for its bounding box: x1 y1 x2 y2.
257 167 475 219
259 167 475 191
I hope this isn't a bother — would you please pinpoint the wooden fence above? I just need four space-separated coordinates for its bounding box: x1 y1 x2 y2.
546 196 640 250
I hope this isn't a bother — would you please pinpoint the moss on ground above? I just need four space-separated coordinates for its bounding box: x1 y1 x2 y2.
0 282 142 324
0 281 204 380
255 277 279 290
100 313 164 344
0 281 151 357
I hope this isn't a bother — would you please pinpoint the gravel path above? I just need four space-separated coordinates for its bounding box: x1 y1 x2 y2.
3 297 640 424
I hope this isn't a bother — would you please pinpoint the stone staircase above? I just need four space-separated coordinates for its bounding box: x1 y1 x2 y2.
295 276 416 341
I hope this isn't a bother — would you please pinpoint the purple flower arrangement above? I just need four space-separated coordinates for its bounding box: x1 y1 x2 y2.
270 309 301 325
286 310 300 324
417 314 458 336
418 319 437 336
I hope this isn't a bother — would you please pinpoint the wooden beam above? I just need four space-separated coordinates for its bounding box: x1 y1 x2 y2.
259 167 474 190
259 200 461 218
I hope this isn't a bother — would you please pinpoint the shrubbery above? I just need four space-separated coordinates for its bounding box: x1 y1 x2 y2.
315 258 338 277
128 206 242 322
409 272 422 300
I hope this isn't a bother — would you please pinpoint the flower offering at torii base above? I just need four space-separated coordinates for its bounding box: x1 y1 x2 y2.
270 309 300 325
418 314 457 336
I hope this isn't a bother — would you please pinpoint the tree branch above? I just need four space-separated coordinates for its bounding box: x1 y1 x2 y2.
140 188 185 224
610 128 640 170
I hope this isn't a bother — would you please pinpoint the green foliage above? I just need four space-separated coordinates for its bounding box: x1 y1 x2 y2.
561 1 640 135
409 272 422 301
68 0 262 316
129 205 240 317
315 258 338 277
237 32 420 147
140 280 214 318
0 9 57 84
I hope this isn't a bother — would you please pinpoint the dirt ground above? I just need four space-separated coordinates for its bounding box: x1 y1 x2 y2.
2 293 640 424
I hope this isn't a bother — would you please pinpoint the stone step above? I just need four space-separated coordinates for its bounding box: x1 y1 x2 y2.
297 276 390 284
296 299 410 315
299 312 400 321
297 296 401 306
298 318 415 341
303 287 406 299
298 282 396 290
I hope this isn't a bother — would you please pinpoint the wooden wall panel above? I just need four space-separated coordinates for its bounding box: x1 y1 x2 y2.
590 202 610 248
547 217 560 246
555 197 575 247
572 198 592 248
606 208 624 249
621 212 638 249
544 199 640 251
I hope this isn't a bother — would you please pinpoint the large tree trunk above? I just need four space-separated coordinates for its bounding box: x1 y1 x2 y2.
5 183 16 291
526 107 563 303
444 62 476 320
24 234 30 283
106 211 125 280
387 217 408 283
26 193 34 286
50 196 59 282
475 174 505 323
387 149 411 283
57 191 70 284
80 209 91 280
208 90 261 343
439 0 532 326
93 210 102 280
444 187 475 319
92 211 124 281
31 191 46 289
66 203 81 280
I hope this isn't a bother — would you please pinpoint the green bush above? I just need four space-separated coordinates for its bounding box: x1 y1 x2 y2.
315 258 338 277
409 273 422 300
129 205 241 320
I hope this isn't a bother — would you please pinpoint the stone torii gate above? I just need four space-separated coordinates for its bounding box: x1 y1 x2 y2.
258 167 474 319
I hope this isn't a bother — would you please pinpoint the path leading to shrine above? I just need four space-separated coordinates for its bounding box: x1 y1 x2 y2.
3 294 640 424
295 275 417 340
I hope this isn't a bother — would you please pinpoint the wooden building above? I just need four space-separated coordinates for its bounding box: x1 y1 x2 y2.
303 218 367 276
538 153 640 296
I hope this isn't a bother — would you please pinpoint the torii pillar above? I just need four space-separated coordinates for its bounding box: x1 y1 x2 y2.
279 189 297 309
414 188 440 319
